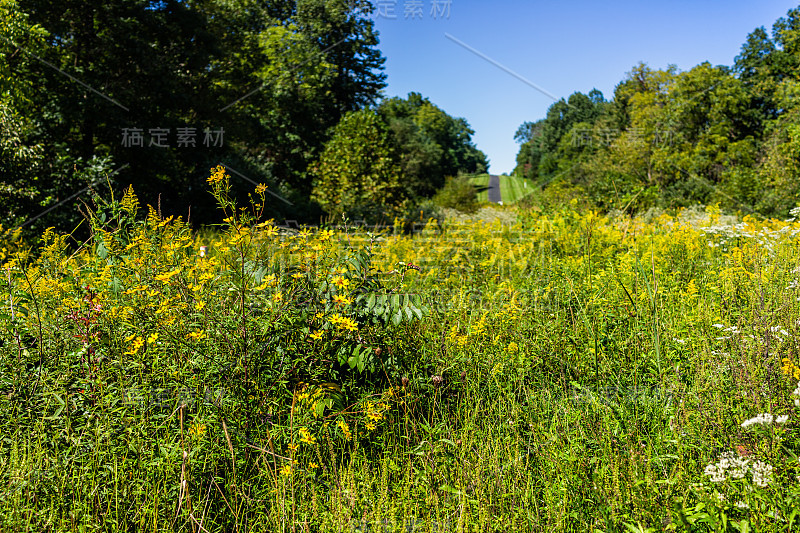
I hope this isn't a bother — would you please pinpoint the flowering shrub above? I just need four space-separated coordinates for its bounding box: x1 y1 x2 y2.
0 167 429 528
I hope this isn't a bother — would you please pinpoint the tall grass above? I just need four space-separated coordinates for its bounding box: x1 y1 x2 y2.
1 175 800 531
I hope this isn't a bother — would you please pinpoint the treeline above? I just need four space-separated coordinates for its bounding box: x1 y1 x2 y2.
0 0 485 234
514 6 800 217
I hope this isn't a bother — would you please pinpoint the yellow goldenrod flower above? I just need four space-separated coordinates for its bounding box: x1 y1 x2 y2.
189 423 207 437
154 269 181 283
207 165 227 184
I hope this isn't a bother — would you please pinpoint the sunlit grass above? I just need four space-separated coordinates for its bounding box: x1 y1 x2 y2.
468 173 490 202
497 174 533 204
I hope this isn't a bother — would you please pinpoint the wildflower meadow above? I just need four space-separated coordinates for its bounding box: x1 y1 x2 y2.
2 168 800 531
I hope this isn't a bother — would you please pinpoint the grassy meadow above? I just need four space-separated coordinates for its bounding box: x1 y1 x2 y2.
2 172 800 531
469 174 533 205
468 174 491 203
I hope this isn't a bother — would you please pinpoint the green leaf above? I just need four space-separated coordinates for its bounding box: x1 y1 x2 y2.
315 399 332 417
438 484 461 495
44 393 65 420
109 276 123 296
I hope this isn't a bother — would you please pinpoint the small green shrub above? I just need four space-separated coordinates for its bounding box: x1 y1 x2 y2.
432 175 479 213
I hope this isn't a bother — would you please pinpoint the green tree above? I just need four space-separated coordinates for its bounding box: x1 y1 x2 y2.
5 0 388 228
310 109 402 219
377 92 487 199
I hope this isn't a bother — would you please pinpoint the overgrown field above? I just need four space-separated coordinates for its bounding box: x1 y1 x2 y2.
2 172 800 531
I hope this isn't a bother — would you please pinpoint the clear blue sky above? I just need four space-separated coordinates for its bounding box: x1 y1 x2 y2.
371 0 800 174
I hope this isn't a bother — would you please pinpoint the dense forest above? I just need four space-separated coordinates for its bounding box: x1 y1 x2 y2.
0 0 486 235
514 6 800 217
4 1 800 237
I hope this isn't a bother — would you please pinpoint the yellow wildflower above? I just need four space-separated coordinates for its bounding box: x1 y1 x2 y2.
332 294 351 306
154 269 181 283
189 423 207 437
331 276 350 289
336 419 352 440
207 165 227 184
299 427 316 445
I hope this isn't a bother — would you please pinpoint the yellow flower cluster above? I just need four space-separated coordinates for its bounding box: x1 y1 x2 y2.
782 358 800 380
188 423 207 438
329 313 358 332
206 165 227 185
298 427 316 445
336 419 352 440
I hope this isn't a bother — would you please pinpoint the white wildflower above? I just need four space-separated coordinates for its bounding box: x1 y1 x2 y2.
751 461 773 488
769 326 789 337
705 463 727 483
776 415 789 424
705 451 751 482
741 413 775 428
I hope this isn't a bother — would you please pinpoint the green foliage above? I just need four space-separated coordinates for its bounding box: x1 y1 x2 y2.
513 4 800 217
0 96 42 226
6 187 800 529
310 108 403 220
432 175 479 213
3 0 388 230
378 92 488 199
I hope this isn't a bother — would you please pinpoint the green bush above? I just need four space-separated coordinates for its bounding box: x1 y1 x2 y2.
432 175 479 213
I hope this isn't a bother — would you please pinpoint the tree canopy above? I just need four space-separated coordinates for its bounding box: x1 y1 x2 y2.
514 5 800 217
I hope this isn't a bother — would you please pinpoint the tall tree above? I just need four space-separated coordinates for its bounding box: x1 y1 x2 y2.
310 108 401 219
